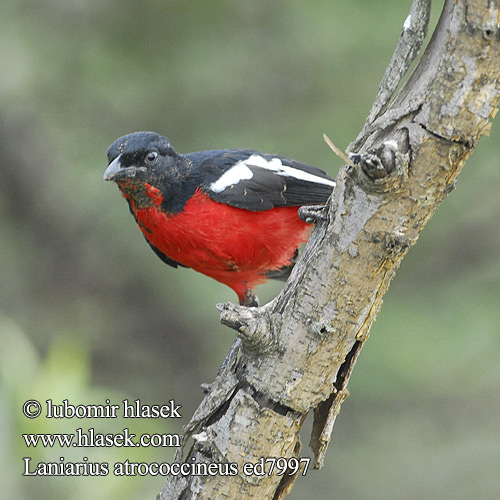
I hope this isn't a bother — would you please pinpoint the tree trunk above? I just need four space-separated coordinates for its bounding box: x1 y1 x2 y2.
159 0 500 498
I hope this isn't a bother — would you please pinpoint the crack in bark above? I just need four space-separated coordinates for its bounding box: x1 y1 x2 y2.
237 378 301 418
309 339 363 468
418 119 475 148
203 375 300 429
204 385 240 428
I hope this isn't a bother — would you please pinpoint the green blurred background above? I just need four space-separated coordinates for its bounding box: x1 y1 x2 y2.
1 0 499 498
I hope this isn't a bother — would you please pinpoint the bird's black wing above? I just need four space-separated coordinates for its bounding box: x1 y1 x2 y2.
186 149 335 212
149 243 186 268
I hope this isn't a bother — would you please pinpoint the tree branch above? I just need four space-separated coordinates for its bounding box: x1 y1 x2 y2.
361 0 432 132
159 1 500 498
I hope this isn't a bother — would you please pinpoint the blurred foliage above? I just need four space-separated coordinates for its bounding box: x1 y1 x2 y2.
1 320 171 499
1 0 499 499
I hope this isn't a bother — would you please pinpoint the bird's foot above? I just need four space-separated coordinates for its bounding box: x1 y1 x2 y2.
298 204 328 224
241 290 259 307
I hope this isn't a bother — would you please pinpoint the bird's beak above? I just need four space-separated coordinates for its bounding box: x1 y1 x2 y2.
103 155 123 181
103 154 147 182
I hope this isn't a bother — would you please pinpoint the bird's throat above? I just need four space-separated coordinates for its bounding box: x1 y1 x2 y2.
118 181 164 211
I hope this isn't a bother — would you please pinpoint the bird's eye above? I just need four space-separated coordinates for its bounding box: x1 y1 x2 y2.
145 151 159 165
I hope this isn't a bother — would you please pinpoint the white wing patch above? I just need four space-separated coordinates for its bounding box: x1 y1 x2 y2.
209 162 254 193
209 154 335 193
247 155 336 186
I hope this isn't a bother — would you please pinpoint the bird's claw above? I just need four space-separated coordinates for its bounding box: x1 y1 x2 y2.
241 290 259 307
298 205 328 224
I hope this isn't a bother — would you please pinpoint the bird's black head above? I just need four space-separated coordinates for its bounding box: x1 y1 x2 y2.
104 131 181 184
104 131 200 214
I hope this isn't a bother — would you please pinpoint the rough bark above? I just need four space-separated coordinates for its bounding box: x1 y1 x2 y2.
159 1 500 498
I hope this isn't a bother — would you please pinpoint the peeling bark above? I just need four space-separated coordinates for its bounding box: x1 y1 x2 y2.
159 1 500 498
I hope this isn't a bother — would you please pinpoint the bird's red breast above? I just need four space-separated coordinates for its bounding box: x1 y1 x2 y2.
121 181 311 303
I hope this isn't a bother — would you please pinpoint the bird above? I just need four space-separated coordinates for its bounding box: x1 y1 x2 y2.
104 131 335 306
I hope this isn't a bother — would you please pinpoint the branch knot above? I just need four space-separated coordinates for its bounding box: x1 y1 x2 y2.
217 302 279 355
352 128 411 194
